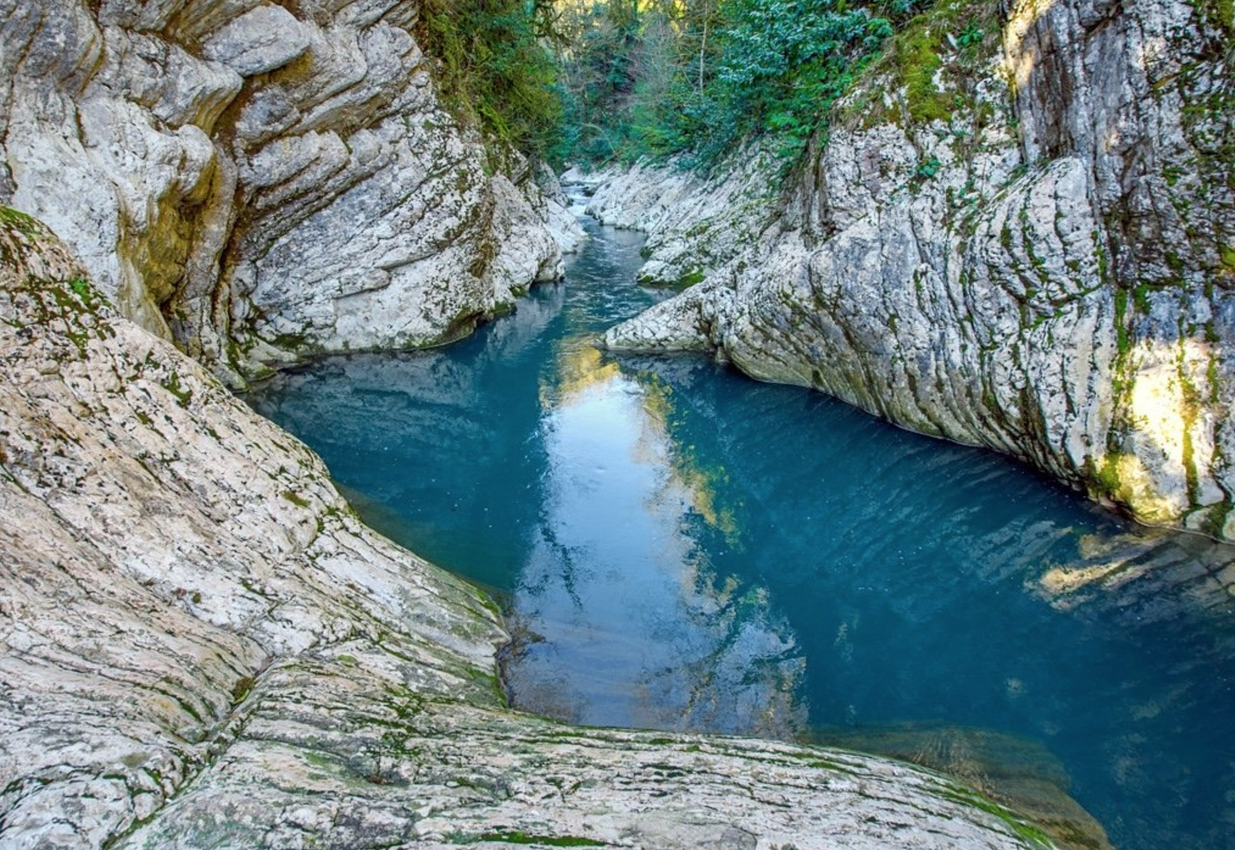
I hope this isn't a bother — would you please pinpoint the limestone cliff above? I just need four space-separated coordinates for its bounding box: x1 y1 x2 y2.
0 0 582 385
0 210 1055 848
600 0 1235 540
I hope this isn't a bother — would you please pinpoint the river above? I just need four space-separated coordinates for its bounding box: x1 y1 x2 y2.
247 210 1235 850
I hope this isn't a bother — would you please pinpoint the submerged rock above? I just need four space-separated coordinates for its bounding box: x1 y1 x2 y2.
815 725 1114 850
0 0 582 383
0 211 1056 847
600 0 1235 541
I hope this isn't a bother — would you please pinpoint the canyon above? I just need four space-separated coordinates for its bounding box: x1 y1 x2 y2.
2 0 1233 845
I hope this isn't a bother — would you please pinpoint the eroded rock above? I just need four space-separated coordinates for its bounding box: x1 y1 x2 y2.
0 0 582 384
600 0 1235 541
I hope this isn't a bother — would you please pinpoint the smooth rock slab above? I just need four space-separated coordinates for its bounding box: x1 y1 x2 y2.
201 5 311 77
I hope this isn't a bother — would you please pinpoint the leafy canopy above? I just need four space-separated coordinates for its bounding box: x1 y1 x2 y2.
417 0 564 160
414 0 939 172
551 0 920 170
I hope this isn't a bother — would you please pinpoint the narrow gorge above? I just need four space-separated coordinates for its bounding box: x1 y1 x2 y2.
1 0 1233 847
1 209 1055 848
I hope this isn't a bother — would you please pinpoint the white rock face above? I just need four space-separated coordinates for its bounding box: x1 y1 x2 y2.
200 5 312 76
0 0 579 383
578 156 775 288
0 211 1048 849
603 0 1235 540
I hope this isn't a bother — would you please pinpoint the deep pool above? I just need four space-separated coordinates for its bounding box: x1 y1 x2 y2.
247 215 1235 850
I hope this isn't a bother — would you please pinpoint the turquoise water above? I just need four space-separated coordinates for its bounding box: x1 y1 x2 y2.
248 216 1235 850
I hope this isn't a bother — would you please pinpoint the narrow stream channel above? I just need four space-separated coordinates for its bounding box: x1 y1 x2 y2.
247 209 1235 850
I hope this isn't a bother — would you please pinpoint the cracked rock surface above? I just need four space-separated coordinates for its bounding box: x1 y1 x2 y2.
600 0 1235 541
0 213 1049 848
0 0 583 383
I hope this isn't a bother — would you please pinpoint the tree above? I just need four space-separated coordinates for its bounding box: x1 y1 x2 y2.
417 0 564 159
550 0 908 170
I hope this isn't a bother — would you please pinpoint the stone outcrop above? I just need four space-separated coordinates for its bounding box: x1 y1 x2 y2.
600 0 1235 540
0 211 1055 847
0 0 583 385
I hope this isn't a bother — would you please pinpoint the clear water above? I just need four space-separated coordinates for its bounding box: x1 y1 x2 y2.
247 215 1235 850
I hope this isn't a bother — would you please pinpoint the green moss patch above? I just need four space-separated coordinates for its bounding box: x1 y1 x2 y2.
940 785 1055 848
231 676 257 704
282 490 311 508
0 206 42 237
161 371 194 407
840 0 1002 129
1200 498 1234 538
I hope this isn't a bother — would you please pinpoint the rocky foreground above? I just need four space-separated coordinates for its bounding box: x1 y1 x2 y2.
0 214 1061 847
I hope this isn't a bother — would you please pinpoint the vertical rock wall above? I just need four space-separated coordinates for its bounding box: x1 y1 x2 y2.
0 0 579 384
602 0 1235 540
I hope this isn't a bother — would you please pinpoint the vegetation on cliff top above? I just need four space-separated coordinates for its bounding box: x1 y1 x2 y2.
548 0 940 171
416 0 565 159
416 0 973 173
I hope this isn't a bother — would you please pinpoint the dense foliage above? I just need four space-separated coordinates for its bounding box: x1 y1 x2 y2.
553 0 924 170
414 0 939 172
416 0 564 160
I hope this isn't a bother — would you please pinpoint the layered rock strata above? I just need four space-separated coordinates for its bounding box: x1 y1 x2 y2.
0 212 1052 848
601 0 1235 540
0 0 582 384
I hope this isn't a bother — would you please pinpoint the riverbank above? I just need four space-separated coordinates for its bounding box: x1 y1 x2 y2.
0 211 1064 846
251 204 1235 850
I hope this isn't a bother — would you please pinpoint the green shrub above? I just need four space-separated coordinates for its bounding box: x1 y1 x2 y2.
417 0 564 160
552 0 924 172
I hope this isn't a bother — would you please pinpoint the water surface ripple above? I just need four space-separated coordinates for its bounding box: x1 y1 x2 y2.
248 215 1235 850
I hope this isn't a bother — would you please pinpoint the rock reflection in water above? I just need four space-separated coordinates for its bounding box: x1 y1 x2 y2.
247 284 565 589
505 342 804 738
